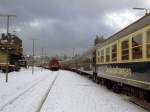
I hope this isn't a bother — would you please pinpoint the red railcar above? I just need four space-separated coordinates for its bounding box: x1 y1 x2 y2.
49 58 60 71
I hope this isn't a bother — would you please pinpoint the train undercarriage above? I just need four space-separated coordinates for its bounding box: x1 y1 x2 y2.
97 77 150 102
66 68 150 103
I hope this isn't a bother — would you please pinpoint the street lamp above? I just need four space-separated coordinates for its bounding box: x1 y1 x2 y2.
133 7 149 15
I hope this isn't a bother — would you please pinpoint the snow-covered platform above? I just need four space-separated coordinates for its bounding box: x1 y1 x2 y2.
41 70 148 112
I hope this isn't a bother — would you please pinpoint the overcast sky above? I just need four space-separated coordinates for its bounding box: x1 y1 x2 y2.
0 0 149 56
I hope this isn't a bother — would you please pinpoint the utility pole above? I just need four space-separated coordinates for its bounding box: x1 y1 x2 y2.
0 14 16 83
45 48 47 57
32 39 37 74
44 48 46 67
41 47 44 71
72 48 75 58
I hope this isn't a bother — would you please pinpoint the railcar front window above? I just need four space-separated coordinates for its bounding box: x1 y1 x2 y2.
101 50 104 63
121 40 129 60
112 44 117 61
97 51 101 62
106 47 110 62
146 31 150 58
132 34 142 59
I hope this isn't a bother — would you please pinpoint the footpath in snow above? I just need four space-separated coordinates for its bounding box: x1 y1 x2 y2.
41 70 148 112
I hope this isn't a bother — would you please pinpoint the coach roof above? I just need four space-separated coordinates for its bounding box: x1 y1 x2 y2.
97 13 150 48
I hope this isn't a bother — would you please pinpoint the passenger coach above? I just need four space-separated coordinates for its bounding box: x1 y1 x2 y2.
96 15 150 71
95 13 150 101
61 13 150 102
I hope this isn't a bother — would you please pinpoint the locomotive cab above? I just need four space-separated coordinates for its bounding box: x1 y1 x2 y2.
49 58 60 71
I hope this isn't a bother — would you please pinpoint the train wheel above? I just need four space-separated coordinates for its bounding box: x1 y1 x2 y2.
112 83 122 93
105 80 113 90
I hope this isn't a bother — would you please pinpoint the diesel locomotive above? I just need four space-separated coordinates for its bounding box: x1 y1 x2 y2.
49 58 60 71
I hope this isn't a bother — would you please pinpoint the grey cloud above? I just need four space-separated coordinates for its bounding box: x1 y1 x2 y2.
0 0 148 56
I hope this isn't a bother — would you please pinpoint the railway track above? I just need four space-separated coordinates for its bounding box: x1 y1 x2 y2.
36 72 59 112
0 71 59 112
0 75 48 111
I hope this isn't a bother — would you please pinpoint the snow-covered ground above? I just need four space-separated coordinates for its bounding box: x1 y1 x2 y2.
41 70 148 112
0 67 57 112
0 68 148 112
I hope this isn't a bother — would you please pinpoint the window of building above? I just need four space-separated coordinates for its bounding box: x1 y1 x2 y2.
101 50 104 63
132 34 142 59
121 40 129 60
106 47 110 62
111 44 117 61
146 31 150 58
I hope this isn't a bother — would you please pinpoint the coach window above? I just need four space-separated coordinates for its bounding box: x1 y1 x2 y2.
101 50 104 63
112 44 117 61
97 51 99 57
146 31 150 58
106 47 110 62
97 57 100 63
132 34 142 59
121 40 129 60
98 51 100 56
